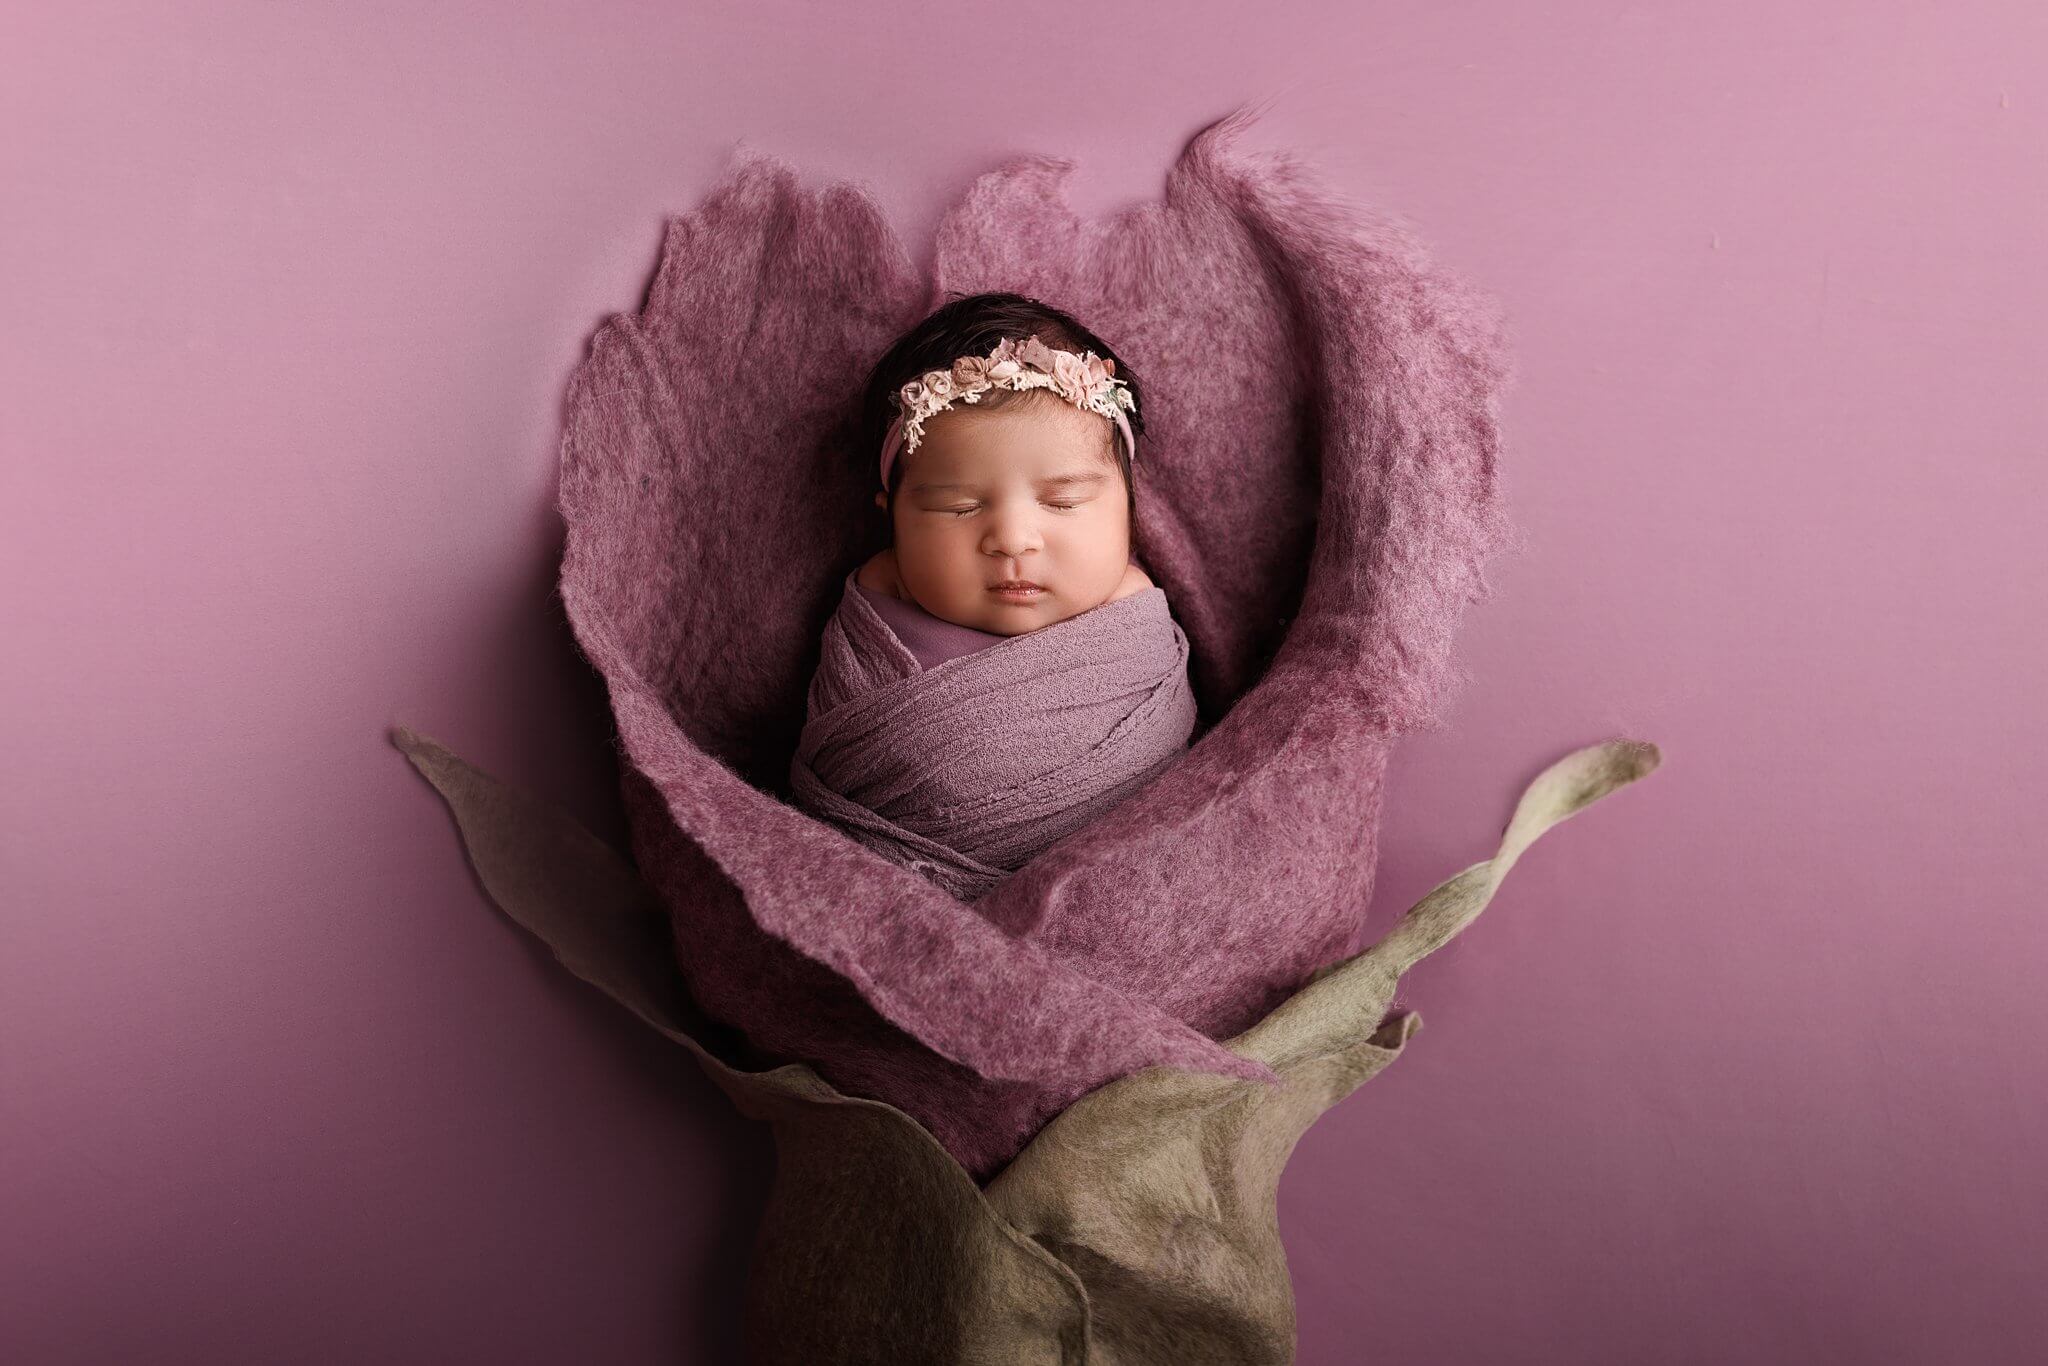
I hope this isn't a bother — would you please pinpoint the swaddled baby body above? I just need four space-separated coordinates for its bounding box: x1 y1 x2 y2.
788 293 1197 898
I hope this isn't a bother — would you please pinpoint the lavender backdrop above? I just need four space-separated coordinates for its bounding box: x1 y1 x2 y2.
3 3 2041 1363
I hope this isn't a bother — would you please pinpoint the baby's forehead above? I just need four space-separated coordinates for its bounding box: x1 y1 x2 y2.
916 399 1118 468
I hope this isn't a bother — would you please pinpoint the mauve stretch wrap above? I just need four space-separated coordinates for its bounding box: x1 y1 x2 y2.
788 569 1199 901
552 105 1519 1179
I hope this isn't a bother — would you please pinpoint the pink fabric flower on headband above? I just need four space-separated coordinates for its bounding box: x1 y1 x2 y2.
1049 349 1091 404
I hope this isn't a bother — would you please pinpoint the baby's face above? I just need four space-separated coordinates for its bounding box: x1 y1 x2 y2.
877 393 1132 635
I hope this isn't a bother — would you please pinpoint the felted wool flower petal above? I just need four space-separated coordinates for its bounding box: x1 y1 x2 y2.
391 727 1659 1363
550 104 1519 1178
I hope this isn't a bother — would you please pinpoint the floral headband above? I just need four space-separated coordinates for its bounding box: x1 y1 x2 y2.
878 335 1138 490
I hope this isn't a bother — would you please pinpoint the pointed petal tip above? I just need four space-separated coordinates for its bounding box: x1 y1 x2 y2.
1607 737 1664 780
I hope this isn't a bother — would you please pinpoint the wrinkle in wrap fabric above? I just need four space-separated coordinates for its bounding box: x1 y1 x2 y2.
788 569 1200 901
392 728 1662 1364
555 104 1519 1179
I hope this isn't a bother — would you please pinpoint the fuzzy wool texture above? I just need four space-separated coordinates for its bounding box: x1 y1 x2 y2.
789 569 1198 900
554 105 1519 1180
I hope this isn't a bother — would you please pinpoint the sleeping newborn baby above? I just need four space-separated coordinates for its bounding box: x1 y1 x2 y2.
788 302 1199 900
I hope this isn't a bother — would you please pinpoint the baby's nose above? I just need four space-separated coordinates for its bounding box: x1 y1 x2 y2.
981 516 1043 554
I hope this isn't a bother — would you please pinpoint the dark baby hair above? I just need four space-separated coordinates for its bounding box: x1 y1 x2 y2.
858 291 1147 523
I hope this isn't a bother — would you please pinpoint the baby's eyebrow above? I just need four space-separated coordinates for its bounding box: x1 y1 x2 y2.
911 471 1109 493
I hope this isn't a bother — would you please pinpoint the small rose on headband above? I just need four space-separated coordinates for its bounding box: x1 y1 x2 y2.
1050 349 1090 404
1015 336 1060 372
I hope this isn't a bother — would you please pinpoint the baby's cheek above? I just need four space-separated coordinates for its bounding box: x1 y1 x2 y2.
1105 563 1146 602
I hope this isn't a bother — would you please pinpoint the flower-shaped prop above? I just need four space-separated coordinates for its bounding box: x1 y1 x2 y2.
393 103 1665 1356
452 105 1537 1181
395 727 1657 1362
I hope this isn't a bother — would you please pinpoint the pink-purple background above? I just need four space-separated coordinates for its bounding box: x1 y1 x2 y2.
4 3 2043 1362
